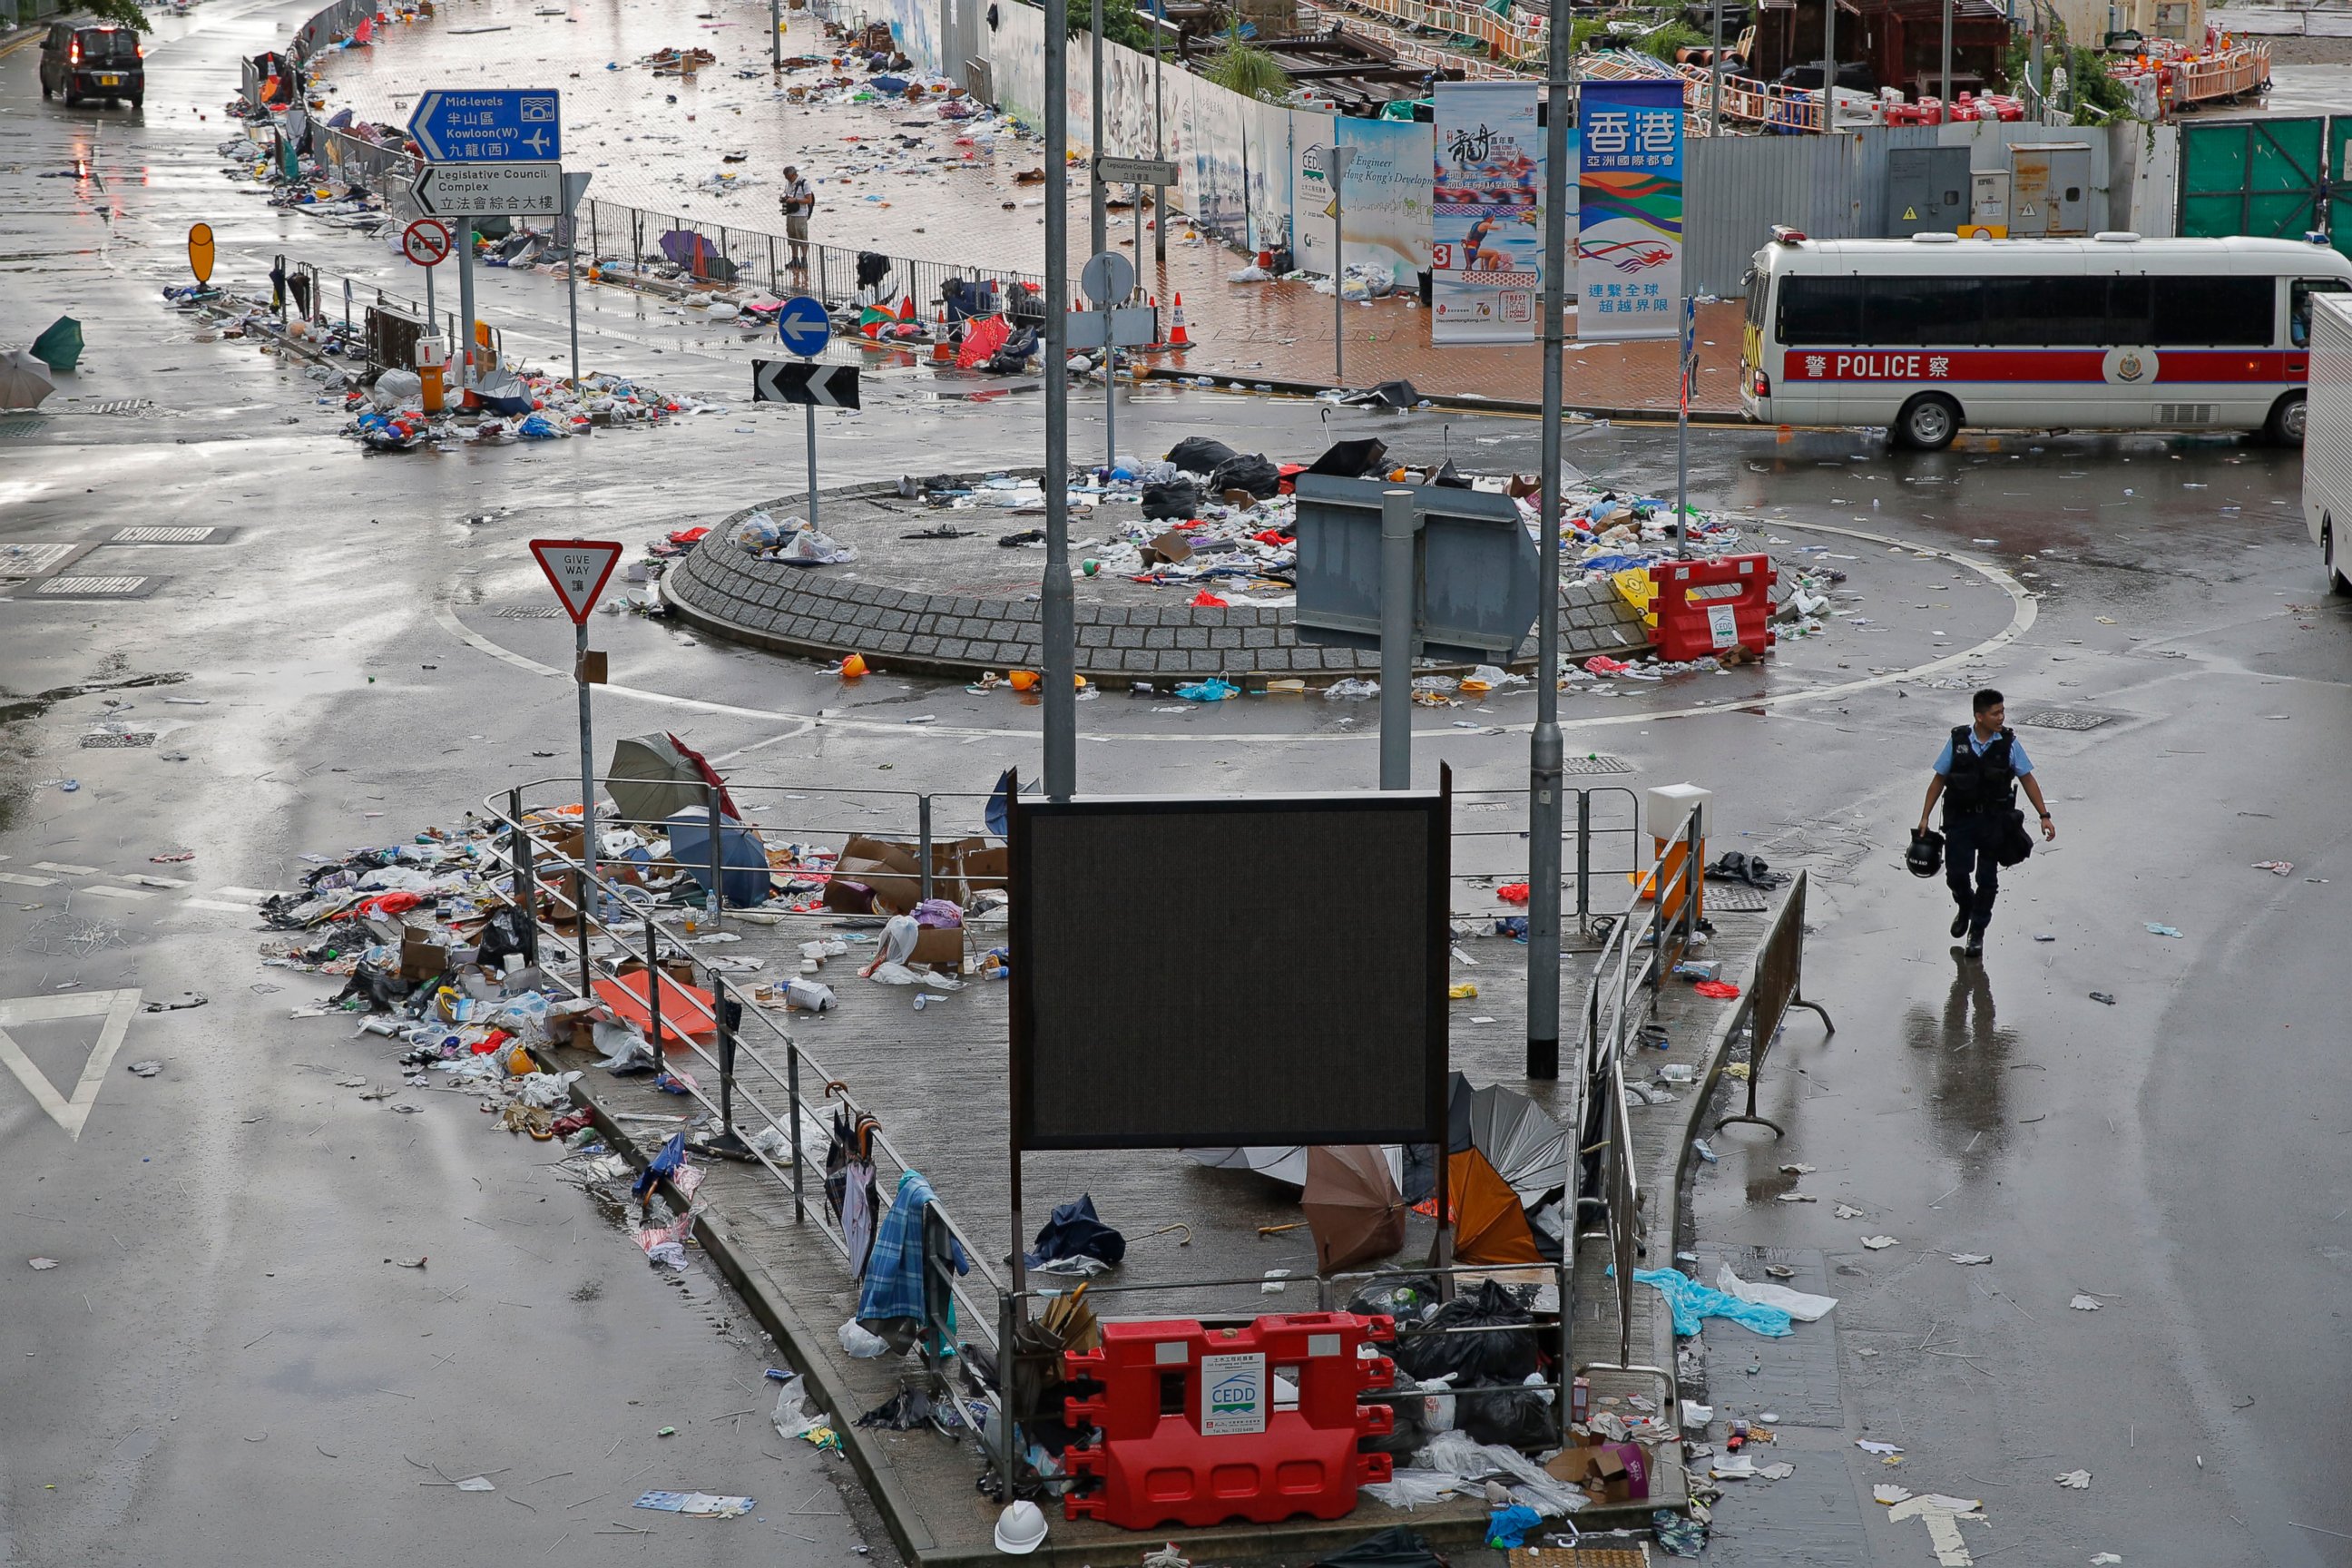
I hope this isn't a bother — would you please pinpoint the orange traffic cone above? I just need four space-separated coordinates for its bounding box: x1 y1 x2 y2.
931 309 954 364
1167 292 1191 348
897 295 916 323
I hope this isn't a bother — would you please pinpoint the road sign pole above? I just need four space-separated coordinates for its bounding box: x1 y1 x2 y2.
566 247 581 390
1133 180 1144 275
425 254 436 333
1090 0 1106 265
456 220 476 391
806 397 819 533
1378 486 1416 790
1103 302 1117 475
770 0 783 71
1043 0 1077 801
1529 0 1574 1082
576 617 599 901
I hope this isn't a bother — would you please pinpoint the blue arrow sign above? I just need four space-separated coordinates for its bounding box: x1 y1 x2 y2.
776 295 832 358
408 89 562 163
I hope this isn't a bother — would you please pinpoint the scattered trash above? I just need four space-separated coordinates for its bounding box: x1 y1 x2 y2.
1857 1440 1904 1456
1714 1264 1838 1322
1774 1193 1817 1204
142 994 209 1014
1833 1203 1865 1220
2069 1294 2102 1311
2252 861 2293 876
633 1491 754 1517
1862 1236 1899 1250
2092 1555 2123 1564
1691 1138 1717 1164
1779 1163 1816 1175
1948 1253 1994 1266
388 1256 428 1269
2143 924 2182 938
125 1060 163 1077
1628 1267 1793 1338
2055 1469 2092 1489
1759 1462 1795 1480
29 1258 58 1270
455 1476 497 1493
2089 992 2116 1005
1873 1484 1912 1504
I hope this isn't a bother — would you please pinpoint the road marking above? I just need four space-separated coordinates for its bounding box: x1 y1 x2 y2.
0 989 143 1140
439 522 2034 748
212 887 293 901
119 874 190 888
33 862 102 876
0 872 58 887
182 897 262 913
75 885 156 902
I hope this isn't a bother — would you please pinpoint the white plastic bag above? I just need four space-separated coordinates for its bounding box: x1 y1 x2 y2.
1715 1263 1838 1323
838 1319 890 1358
1360 1469 1465 1509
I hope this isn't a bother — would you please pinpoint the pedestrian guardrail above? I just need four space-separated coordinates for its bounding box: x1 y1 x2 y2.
1712 867 1833 1139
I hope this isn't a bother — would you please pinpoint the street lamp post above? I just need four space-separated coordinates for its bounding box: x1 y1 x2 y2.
1044 0 1077 799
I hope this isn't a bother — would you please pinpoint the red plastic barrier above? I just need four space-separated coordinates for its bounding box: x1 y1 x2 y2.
1062 1312 1396 1530
1648 553 1777 662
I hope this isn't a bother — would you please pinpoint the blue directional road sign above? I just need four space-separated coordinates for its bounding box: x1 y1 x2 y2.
407 88 562 162
776 295 832 358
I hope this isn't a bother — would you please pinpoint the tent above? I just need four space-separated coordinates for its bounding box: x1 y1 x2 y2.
1303 1145 1407 1273
1445 1147 1544 1266
663 804 769 907
607 733 739 829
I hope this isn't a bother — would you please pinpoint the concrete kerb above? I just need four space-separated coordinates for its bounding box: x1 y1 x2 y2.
1137 367 1761 428
660 470 1654 685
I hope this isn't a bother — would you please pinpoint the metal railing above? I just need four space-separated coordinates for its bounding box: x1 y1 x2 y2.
1713 868 1833 1139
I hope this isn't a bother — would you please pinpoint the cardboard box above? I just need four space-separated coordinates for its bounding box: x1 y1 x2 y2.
1544 1441 1650 1504
909 923 964 968
399 927 452 981
618 956 699 990
1140 530 1193 566
832 834 925 914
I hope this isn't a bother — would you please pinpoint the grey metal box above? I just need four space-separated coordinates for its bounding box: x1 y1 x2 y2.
2009 142 2094 237
1887 145 1973 235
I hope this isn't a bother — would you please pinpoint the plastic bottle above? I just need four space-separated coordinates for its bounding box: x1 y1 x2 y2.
912 993 929 1012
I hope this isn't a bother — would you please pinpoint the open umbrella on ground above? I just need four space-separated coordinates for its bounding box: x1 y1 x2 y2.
1183 1145 1310 1187
662 804 770 907
31 318 83 373
954 313 1009 370
1446 1147 1544 1265
607 733 737 830
0 350 55 410
1303 1145 1407 1274
1304 436 1388 478
1451 1074 1571 1202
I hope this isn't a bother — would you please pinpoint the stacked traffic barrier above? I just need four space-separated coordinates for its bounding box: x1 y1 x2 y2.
1062 1312 1396 1530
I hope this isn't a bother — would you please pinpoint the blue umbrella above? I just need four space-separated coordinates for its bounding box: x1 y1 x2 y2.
663 805 769 907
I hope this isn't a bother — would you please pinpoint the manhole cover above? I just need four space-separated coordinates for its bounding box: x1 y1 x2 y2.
36 575 154 598
111 525 221 544
0 543 83 578
81 731 157 750
0 417 47 439
1562 753 1632 775
497 604 563 618
2011 706 2115 731
1705 885 1771 913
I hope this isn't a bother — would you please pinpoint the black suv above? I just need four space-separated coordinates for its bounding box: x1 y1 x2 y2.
39 24 145 110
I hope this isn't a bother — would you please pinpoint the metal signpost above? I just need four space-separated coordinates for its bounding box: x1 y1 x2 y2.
528 539 625 902
407 88 561 395
754 338 859 539
1310 144 1357 385
402 217 451 324
560 172 593 390
1077 250 1138 472
1097 156 1176 280
1043 0 1074 802
1533 0 1575 1081
767 296 844 530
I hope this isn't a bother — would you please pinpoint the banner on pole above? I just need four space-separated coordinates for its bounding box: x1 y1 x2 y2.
1577 79 1683 340
1431 83 1543 346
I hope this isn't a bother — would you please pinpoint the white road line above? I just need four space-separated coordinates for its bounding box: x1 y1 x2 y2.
75 884 157 902
33 861 103 875
0 871 58 887
0 989 143 1141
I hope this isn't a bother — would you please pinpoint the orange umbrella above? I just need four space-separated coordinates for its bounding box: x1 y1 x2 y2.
1447 1148 1544 1266
593 972 716 1048
1302 1145 1407 1274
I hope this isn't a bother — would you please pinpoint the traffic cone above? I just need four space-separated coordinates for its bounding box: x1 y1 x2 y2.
897 295 916 323
1167 292 1191 348
931 309 954 364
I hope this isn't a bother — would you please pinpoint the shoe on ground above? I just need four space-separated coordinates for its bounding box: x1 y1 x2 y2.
1951 912 1969 939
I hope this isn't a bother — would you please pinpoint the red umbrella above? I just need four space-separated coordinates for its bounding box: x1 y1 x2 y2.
955 314 1010 370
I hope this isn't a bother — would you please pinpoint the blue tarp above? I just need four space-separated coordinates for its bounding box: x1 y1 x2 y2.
1631 1267 1793 1338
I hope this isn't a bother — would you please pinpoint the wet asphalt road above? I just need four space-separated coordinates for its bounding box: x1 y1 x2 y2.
5 6 2352 1564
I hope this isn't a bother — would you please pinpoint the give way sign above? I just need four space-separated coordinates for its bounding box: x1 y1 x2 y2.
529 538 625 623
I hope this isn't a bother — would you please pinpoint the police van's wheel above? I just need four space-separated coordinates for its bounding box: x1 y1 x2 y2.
1894 394 1960 452
2267 390 2308 446
2328 519 2352 597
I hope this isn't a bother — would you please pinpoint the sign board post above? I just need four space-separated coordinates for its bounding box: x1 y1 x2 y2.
756 309 853 536
402 218 451 326
1308 145 1358 385
1096 157 1178 270
561 171 593 390
528 538 625 926
407 89 564 395
1079 250 1136 473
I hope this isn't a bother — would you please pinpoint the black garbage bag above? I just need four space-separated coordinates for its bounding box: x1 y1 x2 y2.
1208 453 1281 499
1165 436 1237 475
1141 477 1198 521
1342 378 1421 409
1024 1193 1126 1269
1458 1381 1555 1448
1390 1279 1538 1386
475 906 532 968
985 327 1036 373
1314 1526 1447 1568
1427 457 1474 489
334 959 417 1014
1346 1272 1444 1327
1357 1364 1433 1457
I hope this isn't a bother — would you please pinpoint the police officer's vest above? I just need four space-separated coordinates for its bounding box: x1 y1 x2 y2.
1944 725 2017 816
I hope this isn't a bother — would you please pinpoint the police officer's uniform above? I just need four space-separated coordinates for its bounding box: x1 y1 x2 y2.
1934 724 2031 937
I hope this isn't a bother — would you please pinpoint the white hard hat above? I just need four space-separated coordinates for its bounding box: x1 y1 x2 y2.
994 1500 1048 1555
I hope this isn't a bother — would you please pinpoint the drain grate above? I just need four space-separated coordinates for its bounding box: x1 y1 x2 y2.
80 731 156 750
0 417 48 439
1704 884 1771 913
2011 706 2115 732
35 575 156 599
0 543 83 578
496 604 563 618
1561 753 1632 775
111 525 222 544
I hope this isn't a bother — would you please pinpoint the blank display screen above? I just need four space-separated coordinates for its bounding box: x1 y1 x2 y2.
1011 794 1448 1151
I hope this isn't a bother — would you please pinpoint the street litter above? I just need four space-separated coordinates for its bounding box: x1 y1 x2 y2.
1624 1267 1793 1337
1775 1193 1817 1203
29 1258 58 1270
1857 1440 1903 1455
2253 861 2293 876
2055 1469 2092 1489
455 1476 496 1493
2144 924 2182 938
1758 1462 1794 1480
1861 1236 1899 1250
125 1060 162 1077
2069 1295 2102 1310
1873 1484 1912 1504
1714 1264 1837 1322
2089 992 2116 1005
1833 1203 1865 1219
1779 1163 1815 1174
1948 1253 1994 1266
634 1491 755 1517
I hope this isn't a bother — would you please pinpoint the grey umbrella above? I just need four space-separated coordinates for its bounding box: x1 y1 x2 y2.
1462 1083 1570 1202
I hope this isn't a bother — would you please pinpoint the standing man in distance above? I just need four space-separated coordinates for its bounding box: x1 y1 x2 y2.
1917 688 2054 956
780 164 816 271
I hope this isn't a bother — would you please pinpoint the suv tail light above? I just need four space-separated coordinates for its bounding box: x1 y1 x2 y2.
1751 368 1771 397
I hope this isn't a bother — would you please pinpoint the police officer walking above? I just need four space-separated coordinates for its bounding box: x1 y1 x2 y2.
1917 689 2055 956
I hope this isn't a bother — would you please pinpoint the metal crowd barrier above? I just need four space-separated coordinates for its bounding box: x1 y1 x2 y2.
1712 867 1833 1139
